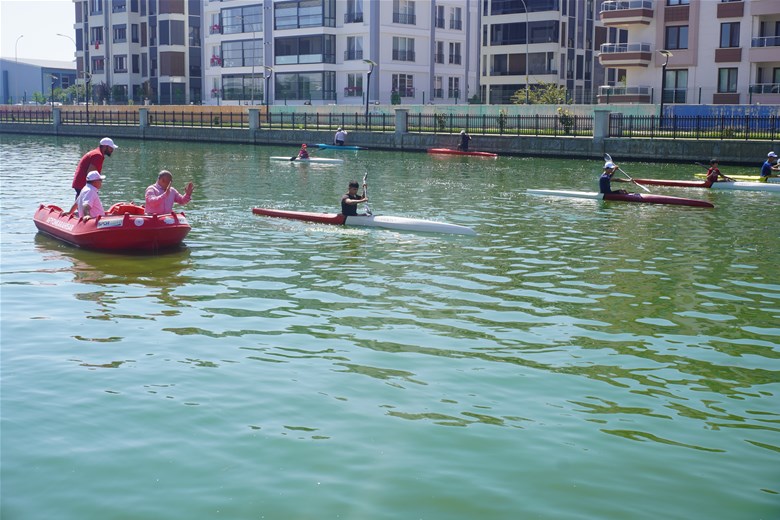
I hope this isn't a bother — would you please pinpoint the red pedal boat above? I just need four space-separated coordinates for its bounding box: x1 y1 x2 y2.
427 148 498 158
33 202 191 252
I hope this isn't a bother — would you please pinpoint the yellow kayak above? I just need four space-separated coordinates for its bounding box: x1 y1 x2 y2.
694 173 780 183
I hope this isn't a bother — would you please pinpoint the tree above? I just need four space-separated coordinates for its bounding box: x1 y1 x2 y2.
510 81 570 105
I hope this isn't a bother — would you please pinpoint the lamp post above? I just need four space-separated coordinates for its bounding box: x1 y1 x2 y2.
14 34 23 104
362 59 376 127
518 0 530 104
658 49 673 128
49 74 58 106
56 33 78 104
263 66 273 109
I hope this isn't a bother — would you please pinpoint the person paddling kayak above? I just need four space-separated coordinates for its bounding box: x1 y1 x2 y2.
599 161 629 194
703 159 732 187
760 151 780 182
340 180 369 216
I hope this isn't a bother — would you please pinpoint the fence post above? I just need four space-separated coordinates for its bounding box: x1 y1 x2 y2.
248 108 260 131
139 107 148 128
395 108 408 135
52 107 61 129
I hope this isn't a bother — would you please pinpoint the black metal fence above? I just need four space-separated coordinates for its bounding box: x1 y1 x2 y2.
609 114 780 141
408 113 593 136
3 107 779 141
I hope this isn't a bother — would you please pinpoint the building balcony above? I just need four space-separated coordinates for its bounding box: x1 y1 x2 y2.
344 12 363 23
343 86 363 97
210 56 222 67
598 42 653 67
209 24 221 35
749 36 780 62
599 0 654 26
597 85 652 104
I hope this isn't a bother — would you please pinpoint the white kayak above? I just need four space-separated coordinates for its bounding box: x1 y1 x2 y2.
252 208 476 235
526 189 714 207
270 156 344 164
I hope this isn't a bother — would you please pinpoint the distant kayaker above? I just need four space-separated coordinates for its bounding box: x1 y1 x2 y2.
75 171 106 220
599 161 629 194
457 130 471 152
703 159 732 187
341 180 369 216
298 144 310 159
760 151 779 182
71 137 118 196
334 128 348 146
145 170 194 215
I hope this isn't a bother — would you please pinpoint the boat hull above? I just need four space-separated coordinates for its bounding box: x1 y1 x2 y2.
252 208 476 235
270 156 344 164
633 178 780 192
694 173 780 183
314 144 366 150
33 204 191 252
427 148 498 158
526 189 714 208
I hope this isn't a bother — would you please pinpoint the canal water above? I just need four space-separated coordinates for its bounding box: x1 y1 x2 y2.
1 133 778 519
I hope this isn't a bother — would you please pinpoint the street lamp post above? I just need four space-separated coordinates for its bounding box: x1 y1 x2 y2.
49 74 58 106
14 35 23 104
60 26 91 119
658 50 673 128
263 66 273 110
363 59 376 128
518 0 530 104
56 33 78 104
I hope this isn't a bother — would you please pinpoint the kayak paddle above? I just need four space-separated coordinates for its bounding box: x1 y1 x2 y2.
604 153 651 193
362 172 372 215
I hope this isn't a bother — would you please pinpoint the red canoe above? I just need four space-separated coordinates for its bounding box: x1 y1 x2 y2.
427 148 498 158
33 203 191 252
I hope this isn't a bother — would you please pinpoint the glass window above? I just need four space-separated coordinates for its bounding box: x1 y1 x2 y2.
665 26 688 50
222 5 263 35
113 25 127 43
666 0 689 5
719 22 739 48
274 35 334 65
222 40 263 68
663 69 687 103
392 74 414 97
392 37 415 61
275 71 336 101
718 68 737 93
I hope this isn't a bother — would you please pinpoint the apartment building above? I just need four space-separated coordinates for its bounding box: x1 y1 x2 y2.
480 0 612 104
74 0 203 105
203 0 479 106
597 0 780 106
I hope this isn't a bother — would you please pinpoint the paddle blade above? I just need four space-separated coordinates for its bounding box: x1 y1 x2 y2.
604 153 613 163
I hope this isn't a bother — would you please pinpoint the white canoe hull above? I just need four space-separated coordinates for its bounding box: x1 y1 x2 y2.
345 215 476 235
270 156 344 164
711 181 780 192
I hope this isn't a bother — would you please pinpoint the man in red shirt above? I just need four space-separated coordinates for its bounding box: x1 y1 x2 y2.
71 137 119 196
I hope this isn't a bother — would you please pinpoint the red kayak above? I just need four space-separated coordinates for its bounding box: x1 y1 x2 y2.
427 148 498 158
33 203 191 252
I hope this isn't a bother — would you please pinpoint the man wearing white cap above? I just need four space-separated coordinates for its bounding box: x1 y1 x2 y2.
599 161 628 194
71 137 118 196
334 127 348 146
75 171 106 220
760 151 779 182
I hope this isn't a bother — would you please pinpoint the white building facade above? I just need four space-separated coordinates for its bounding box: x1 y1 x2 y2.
203 0 480 106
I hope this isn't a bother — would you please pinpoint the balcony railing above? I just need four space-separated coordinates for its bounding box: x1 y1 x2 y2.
449 55 462 65
750 83 780 94
450 20 462 30
344 12 363 23
210 56 222 67
600 0 653 12
751 36 780 47
599 42 651 53
396 87 415 98
343 86 363 97
344 50 364 61
435 17 444 29
598 85 652 96
209 25 222 35
393 12 416 24
433 88 444 98
392 50 416 61
434 53 444 64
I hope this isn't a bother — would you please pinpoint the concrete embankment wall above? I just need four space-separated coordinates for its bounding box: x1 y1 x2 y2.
1 120 776 166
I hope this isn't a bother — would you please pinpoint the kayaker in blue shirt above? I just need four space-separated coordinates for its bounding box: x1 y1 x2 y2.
760 151 779 182
599 162 629 194
340 180 369 216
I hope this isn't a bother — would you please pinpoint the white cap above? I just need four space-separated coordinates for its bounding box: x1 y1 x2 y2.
100 137 118 149
461 129 466 134
768 151 777 158
604 161 616 169
86 171 105 182
337 127 342 131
